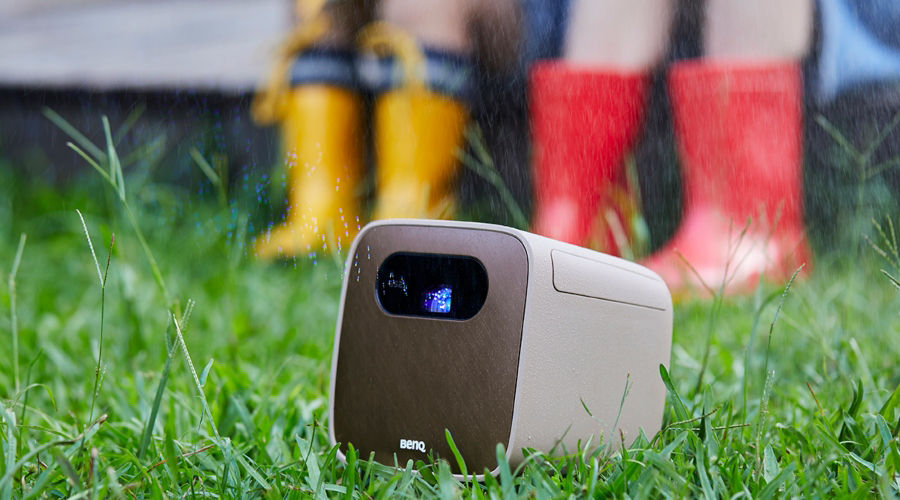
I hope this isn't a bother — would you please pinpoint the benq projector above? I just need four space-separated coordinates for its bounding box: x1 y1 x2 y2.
328 219 673 477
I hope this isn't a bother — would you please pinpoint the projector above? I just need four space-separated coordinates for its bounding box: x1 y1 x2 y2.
328 219 672 477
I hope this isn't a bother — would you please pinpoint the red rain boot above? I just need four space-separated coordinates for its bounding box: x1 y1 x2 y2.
644 61 813 296
530 62 648 250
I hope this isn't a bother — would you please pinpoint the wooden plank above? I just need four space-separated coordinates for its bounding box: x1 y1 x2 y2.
0 0 290 93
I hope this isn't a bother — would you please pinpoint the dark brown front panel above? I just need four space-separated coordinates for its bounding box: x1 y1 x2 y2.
333 224 528 473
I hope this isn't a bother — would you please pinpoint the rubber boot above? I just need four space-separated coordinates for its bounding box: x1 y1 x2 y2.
253 50 366 258
359 24 472 220
530 62 648 250
373 84 469 219
643 61 813 295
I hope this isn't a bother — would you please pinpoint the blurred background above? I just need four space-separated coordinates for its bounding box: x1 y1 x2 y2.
1 1 899 495
2 0 898 264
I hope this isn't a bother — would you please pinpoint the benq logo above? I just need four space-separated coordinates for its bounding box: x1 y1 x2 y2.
399 439 426 453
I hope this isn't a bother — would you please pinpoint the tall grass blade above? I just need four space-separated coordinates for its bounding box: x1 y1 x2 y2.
760 266 803 389
42 108 105 161
659 364 690 421
190 149 221 186
172 317 269 489
445 429 468 481
64 117 173 307
742 289 781 417
815 115 862 161
495 443 514 498
67 144 111 185
862 112 900 160
882 269 900 290
101 117 126 201
173 317 220 442
138 310 188 459
121 203 170 306
114 103 146 143
87 234 114 429
76 210 103 288
459 126 529 229
865 155 900 179
50 447 83 492
1 406 16 499
755 265 802 466
8 234 26 395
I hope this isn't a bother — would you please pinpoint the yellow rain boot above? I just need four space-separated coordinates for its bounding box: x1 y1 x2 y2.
358 23 472 220
258 84 365 257
252 6 367 257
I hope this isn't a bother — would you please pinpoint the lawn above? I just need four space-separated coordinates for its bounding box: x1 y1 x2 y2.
1 118 899 498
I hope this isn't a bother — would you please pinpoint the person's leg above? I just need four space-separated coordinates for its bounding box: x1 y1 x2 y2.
565 0 671 68
378 0 471 52
645 0 814 294
254 0 374 258
368 0 518 220
705 0 812 61
530 0 671 249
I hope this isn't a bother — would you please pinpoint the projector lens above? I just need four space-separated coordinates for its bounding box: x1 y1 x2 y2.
376 253 488 320
422 285 452 313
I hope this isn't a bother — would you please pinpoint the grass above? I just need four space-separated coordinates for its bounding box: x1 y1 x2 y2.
0 117 899 497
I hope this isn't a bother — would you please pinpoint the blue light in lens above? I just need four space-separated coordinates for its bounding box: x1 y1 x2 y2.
423 285 453 314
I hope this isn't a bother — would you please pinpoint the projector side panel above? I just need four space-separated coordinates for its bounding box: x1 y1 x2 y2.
507 235 673 465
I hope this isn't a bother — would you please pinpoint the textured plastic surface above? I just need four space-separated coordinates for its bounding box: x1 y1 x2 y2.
508 231 672 466
551 249 669 310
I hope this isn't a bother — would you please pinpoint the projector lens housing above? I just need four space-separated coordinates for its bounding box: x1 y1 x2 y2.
376 253 488 320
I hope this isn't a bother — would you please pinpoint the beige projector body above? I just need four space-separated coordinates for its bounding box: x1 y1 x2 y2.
328 219 673 477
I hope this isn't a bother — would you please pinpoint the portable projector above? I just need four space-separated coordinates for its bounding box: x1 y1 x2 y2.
328 219 672 477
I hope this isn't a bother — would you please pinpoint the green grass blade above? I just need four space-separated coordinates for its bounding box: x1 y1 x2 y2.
173 316 270 490
881 269 900 290
8 415 106 496
758 462 797 499
444 429 468 481
875 415 893 448
137 300 195 460
137 337 178 459
862 111 900 161
759 265 804 407
50 447 83 493
8 234 26 395
659 364 690 421
114 103 146 143
878 383 900 420
865 155 900 179
0 406 16 493
173 317 220 441
122 203 170 306
87 234 113 436
495 443 514 498
815 115 862 161
190 149 221 186
459 126 529 229
67 143 112 186
101 117 126 201
42 108 105 161
198 359 214 387
75 210 103 288
235 454 271 491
